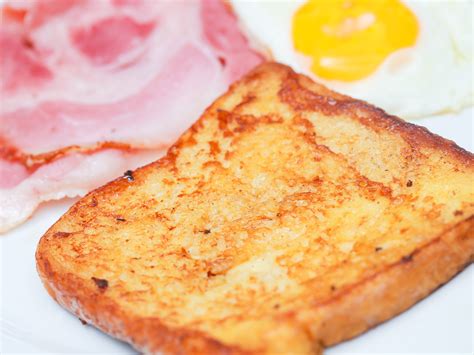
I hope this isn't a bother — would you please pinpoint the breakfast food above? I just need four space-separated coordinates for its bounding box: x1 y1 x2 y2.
37 63 474 354
231 0 473 118
0 0 263 232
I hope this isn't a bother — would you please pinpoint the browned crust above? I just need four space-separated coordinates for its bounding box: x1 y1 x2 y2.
275 69 473 166
36 63 474 354
36 255 250 355
300 215 474 346
36 214 473 354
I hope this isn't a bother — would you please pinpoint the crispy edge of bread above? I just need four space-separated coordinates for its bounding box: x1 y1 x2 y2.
36 63 474 354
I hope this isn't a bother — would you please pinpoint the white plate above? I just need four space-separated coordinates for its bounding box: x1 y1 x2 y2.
1 108 473 354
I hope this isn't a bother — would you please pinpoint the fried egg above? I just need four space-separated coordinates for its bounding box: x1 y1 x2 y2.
231 0 473 118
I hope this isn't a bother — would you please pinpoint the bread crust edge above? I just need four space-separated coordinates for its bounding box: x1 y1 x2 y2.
301 215 474 347
36 214 473 354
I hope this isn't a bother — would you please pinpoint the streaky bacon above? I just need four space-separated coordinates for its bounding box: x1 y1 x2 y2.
0 0 265 232
201 0 264 82
1 44 225 155
0 27 52 92
0 150 162 232
71 16 155 66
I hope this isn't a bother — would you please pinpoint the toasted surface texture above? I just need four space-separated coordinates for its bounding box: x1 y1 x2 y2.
36 63 474 354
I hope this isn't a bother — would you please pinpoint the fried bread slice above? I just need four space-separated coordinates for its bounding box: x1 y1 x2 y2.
36 63 474 354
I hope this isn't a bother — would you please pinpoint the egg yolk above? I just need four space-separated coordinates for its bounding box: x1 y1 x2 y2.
292 0 419 81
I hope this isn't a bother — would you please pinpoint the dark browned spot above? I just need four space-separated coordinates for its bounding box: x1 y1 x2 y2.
116 217 126 222
53 231 71 238
123 170 134 181
273 304 281 309
202 161 223 169
454 210 463 216
203 229 211 234
278 74 347 115
207 258 232 276
180 135 197 148
330 285 336 291
79 318 88 325
91 277 108 290
217 110 232 130
375 247 383 252
209 141 221 155
235 94 256 111
223 129 234 138
180 248 190 258
162 178 173 185
89 197 98 207
401 254 413 263
155 212 171 221
406 180 413 187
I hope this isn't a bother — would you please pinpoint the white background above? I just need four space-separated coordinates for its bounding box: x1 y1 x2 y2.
0 0 472 353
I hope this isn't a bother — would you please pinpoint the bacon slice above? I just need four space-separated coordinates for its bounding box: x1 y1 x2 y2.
0 0 264 232
1 44 225 155
0 150 162 233
201 0 264 83
71 16 155 66
0 27 52 92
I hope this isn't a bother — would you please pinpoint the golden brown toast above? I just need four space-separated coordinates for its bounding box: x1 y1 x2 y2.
36 63 474 354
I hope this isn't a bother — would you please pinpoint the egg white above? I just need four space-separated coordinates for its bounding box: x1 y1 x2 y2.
231 0 473 119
